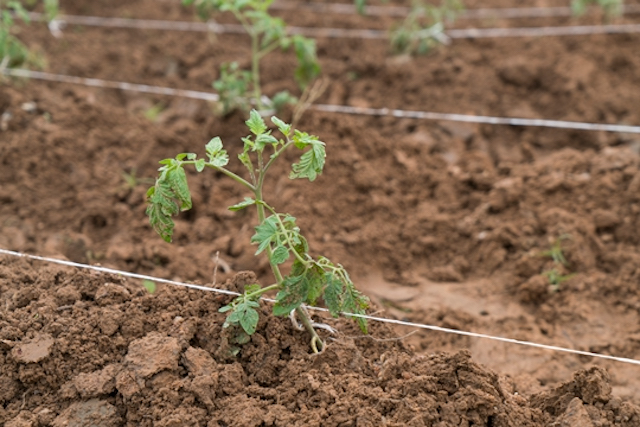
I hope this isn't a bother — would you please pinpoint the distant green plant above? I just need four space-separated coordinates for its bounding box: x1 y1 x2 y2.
543 268 576 293
390 0 463 55
183 0 320 116
0 0 58 70
143 103 165 122
27 0 58 21
540 234 571 267
146 110 368 353
540 235 575 292
142 279 157 294
0 1 34 69
571 0 623 17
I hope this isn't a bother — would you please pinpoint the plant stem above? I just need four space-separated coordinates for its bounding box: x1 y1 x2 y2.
262 140 293 178
253 166 324 352
295 306 324 353
213 165 255 191
254 186 284 283
251 31 264 112
245 283 280 300
183 161 255 190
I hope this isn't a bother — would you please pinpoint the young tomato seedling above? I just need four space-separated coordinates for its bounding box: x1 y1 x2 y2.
540 235 576 292
389 0 463 55
571 0 623 17
146 111 368 352
1 1 35 69
182 0 320 116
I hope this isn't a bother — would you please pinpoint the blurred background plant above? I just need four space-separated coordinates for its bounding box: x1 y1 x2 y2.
390 0 463 55
571 0 623 17
183 0 320 116
0 0 58 70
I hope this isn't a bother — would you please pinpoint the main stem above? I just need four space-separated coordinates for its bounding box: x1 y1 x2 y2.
254 172 324 352
251 31 264 112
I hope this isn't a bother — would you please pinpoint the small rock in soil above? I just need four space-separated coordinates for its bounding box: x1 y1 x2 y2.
182 346 218 377
11 334 54 363
124 332 180 379
55 285 82 306
554 397 595 427
94 283 131 306
72 364 120 398
52 399 120 427
5 411 36 427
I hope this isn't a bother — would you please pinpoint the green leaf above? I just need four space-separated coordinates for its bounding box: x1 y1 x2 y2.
342 282 369 334
292 35 321 88
292 130 320 149
226 309 241 324
146 185 176 242
271 116 291 137
142 280 156 294
166 166 192 210
251 215 279 255
304 266 325 306
238 151 253 171
241 137 255 151
246 110 267 136
213 62 251 115
206 136 223 154
44 0 59 21
240 307 260 335
234 331 251 345
145 157 194 242
8 2 30 23
254 133 278 151
244 283 262 294
271 245 289 265
222 298 261 335
290 141 326 182
324 273 343 317
195 158 206 172
269 91 297 114
219 304 234 313
186 153 197 160
273 262 325 315
273 274 305 316
229 197 256 212
205 137 229 167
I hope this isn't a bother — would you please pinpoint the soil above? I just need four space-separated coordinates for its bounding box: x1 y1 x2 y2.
2 0 640 425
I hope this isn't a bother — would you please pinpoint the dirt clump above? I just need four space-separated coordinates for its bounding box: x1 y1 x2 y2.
2 259 640 426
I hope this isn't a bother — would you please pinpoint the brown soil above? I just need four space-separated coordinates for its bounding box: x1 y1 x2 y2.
2 0 640 425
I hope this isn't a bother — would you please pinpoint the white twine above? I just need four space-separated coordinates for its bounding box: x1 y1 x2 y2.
447 23 640 38
4 68 639 135
312 104 640 134
2 248 640 366
271 2 640 19
28 12 640 40
2 68 219 102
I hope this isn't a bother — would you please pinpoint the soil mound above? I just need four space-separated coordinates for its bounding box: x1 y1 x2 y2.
2 259 639 426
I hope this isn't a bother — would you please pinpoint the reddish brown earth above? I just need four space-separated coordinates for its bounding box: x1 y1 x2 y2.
2 0 640 425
